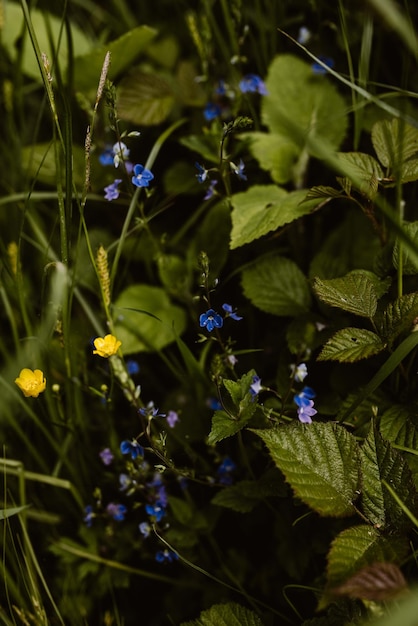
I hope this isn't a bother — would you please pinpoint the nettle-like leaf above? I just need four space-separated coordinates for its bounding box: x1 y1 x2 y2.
180 602 265 626
253 422 360 517
230 186 321 249
245 54 347 185
113 285 186 354
242 255 311 316
326 525 408 590
333 562 408 601
313 271 384 318
393 221 418 274
208 371 258 444
318 328 385 362
335 152 383 199
212 471 287 513
117 70 176 126
360 424 418 530
371 118 418 182
379 404 418 477
378 291 418 344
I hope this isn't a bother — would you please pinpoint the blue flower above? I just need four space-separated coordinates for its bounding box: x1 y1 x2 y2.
139 521 151 538
204 102 222 121
199 309 223 332
131 163 154 188
84 505 94 527
297 400 317 424
106 502 127 521
99 145 114 166
250 375 262 397
217 456 237 485
145 500 166 522
138 401 165 419
294 386 316 408
231 159 247 181
112 141 130 167
222 303 243 320
207 397 222 410
195 162 208 183
155 549 179 563
166 410 179 428
126 359 140 375
215 80 227 95
297 26 311 45
120 439 144 460
119 473 131 491
239 74 268 95
312 56 335 74
204 179 218 200
99 447 114 465
104 179 122 201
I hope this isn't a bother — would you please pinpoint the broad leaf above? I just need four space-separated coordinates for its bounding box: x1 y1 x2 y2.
181 602 265 626
326 525 407 589
360 424 418 530
335 152 383 198
253 422 360 517
212 472 286 513
117 70 175 126
380 405 418 450
230 186 321 249
318 327 385 362
242 132 301 185
371 118 418 173
313 271 380 318
242 255 311 316
379 292 418 344
393 221 418 274
333 562 408 601
113 285 186 354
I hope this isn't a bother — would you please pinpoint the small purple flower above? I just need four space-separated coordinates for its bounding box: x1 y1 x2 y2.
106 502 127 521
126 359 140 375
120 439 144 460
104 179 122 201
250 375 262 397
166 410 179 428
204 102 222 121
145 500 166 522
312 56 335 75
195 162 208 183
294 386 316 408
204 179 218 200
239 74 268 95
138 401 165 419
139 521 151 538
222 303 243 321
292 363 308 383
297 400 317 424
200 309 223 332
131 163 154 188
99 447 114 466
84 505 94 527
155 549 179 563
99 145 114 166
119 473 131 491
231 159 247 181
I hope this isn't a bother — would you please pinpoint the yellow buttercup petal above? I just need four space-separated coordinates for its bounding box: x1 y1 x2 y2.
93 334 122 358
15 368 46 398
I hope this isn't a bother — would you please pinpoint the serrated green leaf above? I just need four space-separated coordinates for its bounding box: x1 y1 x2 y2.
371 118 418 171
361 424 418 530
243 132 301 184
117 70 175 126
318 328 385 362
212 472 286 513
230 186 320 249
305 186 344 200
333 561 408 602
326 525 407 589
208 405 256 445
400 156 418 183
379 292 418 344
393 221 418 274
335 152 383 198
113 285 186 354
74 25 157 92
380 405 418 449
253 422 360 517
242 255 311 316
313 271 380 318
180 602 265 626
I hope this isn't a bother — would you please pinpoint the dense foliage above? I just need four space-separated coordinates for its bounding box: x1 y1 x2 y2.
2 0 418 624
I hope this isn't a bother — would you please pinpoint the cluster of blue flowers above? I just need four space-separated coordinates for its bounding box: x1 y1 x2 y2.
199 303 242 332
216 456 237 486
195 159 247 200
100 140 154 201
203 73 268 122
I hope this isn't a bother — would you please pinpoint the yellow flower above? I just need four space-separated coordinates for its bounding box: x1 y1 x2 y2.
93 334 122 358
15 368 46 398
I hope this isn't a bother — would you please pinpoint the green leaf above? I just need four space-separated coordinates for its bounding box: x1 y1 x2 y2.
180 602 265 626
335 152 383 198
253 422 360 517
318 328 385 362
243 132 301 185
305 185 344 200
113 285 186 354
326 525 408 589
379 292 418 344
212 472 286 513
360 424 418 530
230 186 321 249
333 562 408 601
21 143 87 188
0 504 30 520
393 221 418 274
116 70 176 126
157 254 190 297
313 271 380 318
242 255 311 316
188 200 231 280
380 405 418 451
74 25 157 92
371 118 418 172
